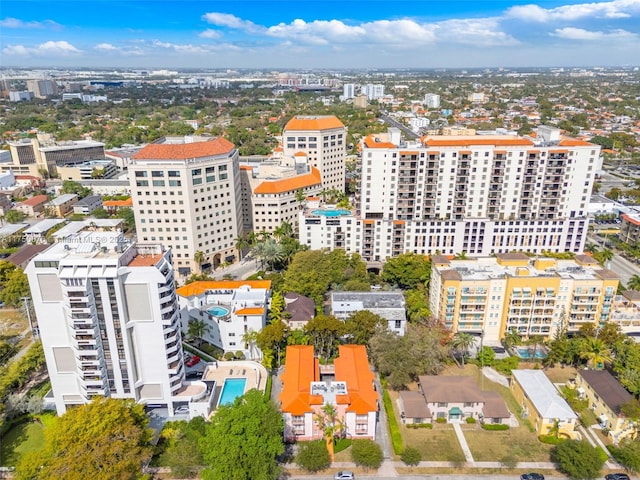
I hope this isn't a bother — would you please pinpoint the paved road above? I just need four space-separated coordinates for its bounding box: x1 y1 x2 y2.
380 115 419 140
609 254 640 287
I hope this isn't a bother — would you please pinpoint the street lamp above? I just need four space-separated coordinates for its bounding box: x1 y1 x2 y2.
21 296 38 339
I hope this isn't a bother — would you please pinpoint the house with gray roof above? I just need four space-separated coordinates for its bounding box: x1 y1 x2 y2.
398 376 510 425
330 291 406 336
511 369 579 439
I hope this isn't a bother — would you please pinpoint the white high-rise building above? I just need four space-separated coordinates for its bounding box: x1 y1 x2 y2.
299 126 600 263
282 116 347 192
129 136 242 275
424 93 441 109
25 221 185 415
343 83 356 99
363 84 384 100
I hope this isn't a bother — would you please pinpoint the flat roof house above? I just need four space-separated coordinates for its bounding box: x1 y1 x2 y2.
511 369 579 439
330 291 407 336
73 195 102 215
576 370 635 444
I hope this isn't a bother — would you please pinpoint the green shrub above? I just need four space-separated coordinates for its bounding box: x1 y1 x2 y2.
401 446 421 466
407 423 432 429
295 440 330 473
436 417 447 424
351 439 383 470
493 356 519 375
382 390 403 455
264 375 272 400
466 417 476 424
539 435 565 445
481 423 509 430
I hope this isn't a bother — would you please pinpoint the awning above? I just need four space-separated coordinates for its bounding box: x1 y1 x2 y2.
449 407 463 415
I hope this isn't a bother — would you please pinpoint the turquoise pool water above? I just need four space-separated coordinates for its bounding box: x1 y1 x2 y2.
311 209 351 217
207 306 230 317
218 378 247 406
516 347 547 359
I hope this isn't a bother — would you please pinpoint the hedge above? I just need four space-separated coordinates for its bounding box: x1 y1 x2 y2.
406 423 432 429
265 375 273 400
382 389 403 455
482 423 510 430
539 435 565 445
466 417 477 424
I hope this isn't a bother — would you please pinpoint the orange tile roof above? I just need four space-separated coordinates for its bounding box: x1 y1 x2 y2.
400 151 419 155
103 198 133 207
127 253 164 267
284 115 344 131
176 280 272 297
235 307 264 315
622 214 640 227
334 345 377 414
253 167 321 195
20 195 48 207
559 139 593 147
459 150 472 154
239 165 254 171
423 137 533 147
549 149 569 154
294 152 308 157
363 135 396 149
280 346 320 415
133 137 235 160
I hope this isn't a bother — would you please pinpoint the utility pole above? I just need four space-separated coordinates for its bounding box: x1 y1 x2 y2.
21 296 38 339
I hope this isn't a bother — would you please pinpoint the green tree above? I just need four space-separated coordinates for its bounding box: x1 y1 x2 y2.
502 329 522 349
91 207 109 219
269 291 285 323
551 439 607 480
5 210 26 224
194 250 206 272
115 207 135 230
295 440 330 473
187 319 211 348
242 329 259 360
476 346 496 367
628 274 640 291
351 439 383 470
344 310 386 346
158 418 206 478
313 403 344 462
610 438 640 473
0 260 17 285
15 398 152 480
60 180 92 198
0 269 30 307
235 234 250 261
304 315 344 362
450 332 476 367
580 337 613 369
200 389 284 480
401 446 421 467
381 253 431 289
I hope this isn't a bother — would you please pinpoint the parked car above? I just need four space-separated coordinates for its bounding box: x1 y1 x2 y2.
174 405 189 415
520 474 545 480
334 472 354 480
186 355 201 367
606 474 630 480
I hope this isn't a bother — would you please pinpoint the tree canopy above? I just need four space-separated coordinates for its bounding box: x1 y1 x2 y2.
200 389 284 480
16 398 152 480
551 439 606 480
381 253 431 289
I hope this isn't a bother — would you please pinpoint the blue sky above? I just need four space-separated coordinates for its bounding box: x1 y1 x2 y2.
1 0 640 68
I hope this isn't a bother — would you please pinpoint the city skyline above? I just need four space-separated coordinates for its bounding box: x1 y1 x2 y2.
2 0 640 69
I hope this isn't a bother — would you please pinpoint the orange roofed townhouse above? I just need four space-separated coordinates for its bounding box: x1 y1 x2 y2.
279 345 378 442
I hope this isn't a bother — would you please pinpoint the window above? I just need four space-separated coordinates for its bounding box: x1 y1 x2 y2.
192 168 202 176
437 402 447 407
151 171 164 177
168 170 180 177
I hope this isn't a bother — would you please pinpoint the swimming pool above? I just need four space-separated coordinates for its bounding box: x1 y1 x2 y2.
516 347 548 360
218 378 247 406
207 306 230 317
311 209 351 217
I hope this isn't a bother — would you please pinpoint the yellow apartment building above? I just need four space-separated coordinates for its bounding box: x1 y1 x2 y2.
429 253 619 343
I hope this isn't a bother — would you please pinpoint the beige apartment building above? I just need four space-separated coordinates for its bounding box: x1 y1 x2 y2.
429 253 619 343
282 115 346 192
129 136 242 275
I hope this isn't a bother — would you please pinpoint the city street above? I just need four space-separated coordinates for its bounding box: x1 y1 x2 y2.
609 254 640 287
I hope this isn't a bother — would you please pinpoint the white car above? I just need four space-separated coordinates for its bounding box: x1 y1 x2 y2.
334 472 354 480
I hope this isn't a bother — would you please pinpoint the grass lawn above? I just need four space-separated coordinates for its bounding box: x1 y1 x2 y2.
402 426 466 462
0 419 45 467
0 309 28 337
465 427 554 462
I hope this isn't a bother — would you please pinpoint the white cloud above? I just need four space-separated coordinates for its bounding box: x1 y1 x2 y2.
95 43 118 51
506 0 640 22
199 29 222 39
552 27 637 39
152 40 210 54
202 12 262 33
0 17 60 28
3 40 81 57
94 43 145 56
434 18 519 46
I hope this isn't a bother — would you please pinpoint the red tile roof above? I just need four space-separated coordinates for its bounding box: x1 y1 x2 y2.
279 346 321 415
363 135 397 149
20 195 48 207
334 345 377 414
423 137 533 147
253 167 321 195
133 138 235 160
284 115 344 131
103 198 133 208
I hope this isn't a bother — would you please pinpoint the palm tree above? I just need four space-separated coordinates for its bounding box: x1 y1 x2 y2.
235 235 250 261
187 319 211 348
503 329 522 350
628 274 640 291
580 337 613 370
295 189 307 210
451 332 476 367
454 250 468 260
261 238 285 271
314 403 342 462
584 243 599 255
273 222 293 240
194 250 206 273
599 247 614 266
242 329 259 360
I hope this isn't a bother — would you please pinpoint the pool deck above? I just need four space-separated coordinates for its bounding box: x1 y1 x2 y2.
202 360 268 395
